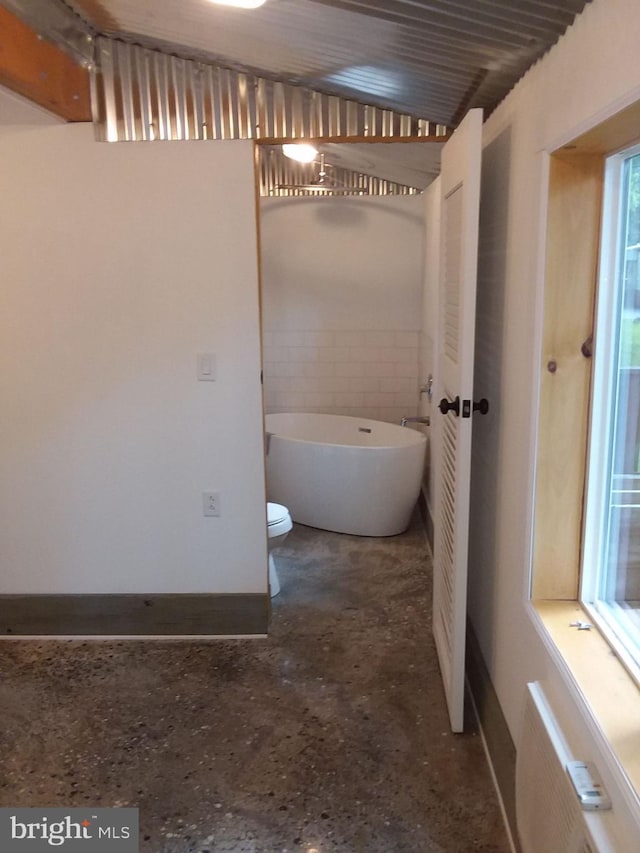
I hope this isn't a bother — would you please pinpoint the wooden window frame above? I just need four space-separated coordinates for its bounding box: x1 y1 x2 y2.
533 100 640 601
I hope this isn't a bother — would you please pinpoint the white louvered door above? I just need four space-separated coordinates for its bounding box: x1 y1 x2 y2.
432 108 483 733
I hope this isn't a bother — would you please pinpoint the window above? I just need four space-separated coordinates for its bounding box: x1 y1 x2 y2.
583 144 640 681
531 107 640 806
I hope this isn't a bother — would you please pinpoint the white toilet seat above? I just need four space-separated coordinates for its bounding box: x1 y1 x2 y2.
267 502 292 539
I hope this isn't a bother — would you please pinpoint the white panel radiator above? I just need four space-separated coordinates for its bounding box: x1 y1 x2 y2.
516 682 635 853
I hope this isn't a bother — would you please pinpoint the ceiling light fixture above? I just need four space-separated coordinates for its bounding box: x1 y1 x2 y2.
207 0 267 9
282 143 319 164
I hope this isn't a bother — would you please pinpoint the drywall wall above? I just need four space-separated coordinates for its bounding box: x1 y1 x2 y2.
260 194 425 423
0 123 266 595
468 0 640 744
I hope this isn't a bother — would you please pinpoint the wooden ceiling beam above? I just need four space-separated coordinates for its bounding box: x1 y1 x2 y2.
0 4 91 121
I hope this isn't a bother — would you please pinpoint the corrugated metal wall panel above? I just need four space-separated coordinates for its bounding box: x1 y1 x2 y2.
92 37 446 144
91 36 440 195
259 148 422 197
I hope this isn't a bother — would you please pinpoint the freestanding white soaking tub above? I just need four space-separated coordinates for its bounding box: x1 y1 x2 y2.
265 412 427 536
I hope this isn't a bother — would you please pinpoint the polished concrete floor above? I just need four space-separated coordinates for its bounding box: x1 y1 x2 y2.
0 514 510 852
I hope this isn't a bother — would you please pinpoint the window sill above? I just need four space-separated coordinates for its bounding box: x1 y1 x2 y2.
532 600 640 797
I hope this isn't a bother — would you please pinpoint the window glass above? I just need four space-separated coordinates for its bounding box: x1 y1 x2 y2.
585 149 640 678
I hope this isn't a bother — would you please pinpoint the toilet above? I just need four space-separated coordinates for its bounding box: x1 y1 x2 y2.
267 501 292 597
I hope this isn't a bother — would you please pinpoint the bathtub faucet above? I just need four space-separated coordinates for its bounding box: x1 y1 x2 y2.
400 415 430 428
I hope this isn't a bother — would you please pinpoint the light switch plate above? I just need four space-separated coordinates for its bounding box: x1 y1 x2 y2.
197 353 216 381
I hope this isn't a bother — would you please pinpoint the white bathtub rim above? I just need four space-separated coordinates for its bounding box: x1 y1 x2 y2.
268 435 425 452
265 412 426 451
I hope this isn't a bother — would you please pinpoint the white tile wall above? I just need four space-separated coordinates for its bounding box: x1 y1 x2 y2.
263 329 421 424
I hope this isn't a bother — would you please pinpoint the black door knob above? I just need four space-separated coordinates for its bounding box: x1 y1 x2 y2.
473 398 489 415
438 396 460 416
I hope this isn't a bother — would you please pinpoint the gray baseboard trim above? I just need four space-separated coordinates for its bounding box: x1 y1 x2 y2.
466 621 521 852
417 488 434 551
0 594 269 637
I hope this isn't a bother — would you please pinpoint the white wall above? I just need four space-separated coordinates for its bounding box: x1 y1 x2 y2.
260 194 425 423
0 123 267 594
469 0 640 745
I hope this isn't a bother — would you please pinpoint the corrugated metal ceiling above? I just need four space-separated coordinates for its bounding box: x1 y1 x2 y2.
65 0 592 129
1 0 591 194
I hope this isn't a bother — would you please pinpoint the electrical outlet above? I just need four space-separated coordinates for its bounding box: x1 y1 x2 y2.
202 491 221 517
